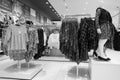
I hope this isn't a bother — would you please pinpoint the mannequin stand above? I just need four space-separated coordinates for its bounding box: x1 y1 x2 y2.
17 60 21 70
27 62 30 69
76 63 79 80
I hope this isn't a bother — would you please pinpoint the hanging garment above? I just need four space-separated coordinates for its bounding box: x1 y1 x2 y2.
113 28 120 51
0 29 2 38
60 18 79 63
86 18 98 51
78 18 98 62
26 27 39 62
48 32 60 49
104 23 115 49
78 18 89 62
0 21 4 38
34 28 44 59
4 24 28 60
1 27 8 55
44 31 47 46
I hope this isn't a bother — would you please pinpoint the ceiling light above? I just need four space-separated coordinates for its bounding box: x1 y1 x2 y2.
52 9 54 11
55 12 57 14
99 0 104 3
49 6 52 8
84 8 86 10
66 8 69 11
46 2 49 4
65 3 67 6
85 2 88 4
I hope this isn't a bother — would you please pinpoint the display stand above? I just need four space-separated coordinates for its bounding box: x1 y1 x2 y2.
17 61 31 69
27 62 30 69
17 60 21 70
76 63 79 80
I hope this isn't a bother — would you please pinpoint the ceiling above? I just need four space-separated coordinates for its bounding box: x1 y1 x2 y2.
48 0 120 17
30 0 61 21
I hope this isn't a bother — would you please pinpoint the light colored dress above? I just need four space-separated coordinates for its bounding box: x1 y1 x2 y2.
4 24 28 60
48 33 60 49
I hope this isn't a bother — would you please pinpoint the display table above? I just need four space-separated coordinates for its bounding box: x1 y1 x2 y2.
90 50 120 80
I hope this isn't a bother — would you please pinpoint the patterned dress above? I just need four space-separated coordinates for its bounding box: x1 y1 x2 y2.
95 7 112 39
4 24 28 60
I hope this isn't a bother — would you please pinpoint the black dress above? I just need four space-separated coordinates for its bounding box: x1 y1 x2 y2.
34 28 45 59
60 18 79 63
78 18 97 62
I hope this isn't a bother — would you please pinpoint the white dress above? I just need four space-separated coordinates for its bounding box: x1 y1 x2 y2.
48 33 60 49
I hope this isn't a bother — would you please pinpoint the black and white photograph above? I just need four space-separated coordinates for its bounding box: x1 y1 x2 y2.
0 0 120 80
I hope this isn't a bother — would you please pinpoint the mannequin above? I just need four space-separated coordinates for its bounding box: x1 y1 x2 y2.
94 7 113 61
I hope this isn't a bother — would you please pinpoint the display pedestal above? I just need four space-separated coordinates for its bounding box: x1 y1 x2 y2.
90 59 120 80
0 60 43 80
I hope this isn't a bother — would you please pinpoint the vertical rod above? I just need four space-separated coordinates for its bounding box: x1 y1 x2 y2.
76 63 79 79
27 62 30 69
18 60 21 70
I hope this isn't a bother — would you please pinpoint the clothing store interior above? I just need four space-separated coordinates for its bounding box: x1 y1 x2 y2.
0 0 120 80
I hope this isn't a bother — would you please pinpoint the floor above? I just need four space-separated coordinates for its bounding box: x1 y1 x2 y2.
0 49 120 80
0 56 90 80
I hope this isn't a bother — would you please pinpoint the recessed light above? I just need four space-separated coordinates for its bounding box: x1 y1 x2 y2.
49 6 52 8
84 8 86 10
55 12 57 14
99 0 104 3
52 9 54 11
85 2 88 4
46 2 49 4
65 3 67 7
